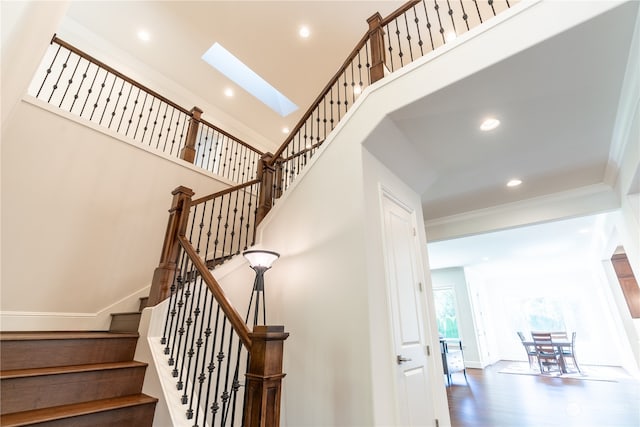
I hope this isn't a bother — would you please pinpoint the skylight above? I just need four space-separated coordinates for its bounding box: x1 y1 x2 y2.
202 43 298 117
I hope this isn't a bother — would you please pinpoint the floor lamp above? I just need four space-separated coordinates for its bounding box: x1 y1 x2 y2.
242 249 279 326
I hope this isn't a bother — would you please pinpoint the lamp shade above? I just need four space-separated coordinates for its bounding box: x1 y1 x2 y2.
243 250 279 269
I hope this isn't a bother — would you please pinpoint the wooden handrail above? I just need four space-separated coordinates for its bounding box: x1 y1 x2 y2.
52 35 191 116
270 33 369 162
199 117 264 156
280 139 325 163
269 0 424 164
380 0 421 26
191 178 261 206
178 236 252 349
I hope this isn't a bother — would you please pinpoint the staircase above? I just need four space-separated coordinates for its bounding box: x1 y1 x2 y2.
0 298 156 426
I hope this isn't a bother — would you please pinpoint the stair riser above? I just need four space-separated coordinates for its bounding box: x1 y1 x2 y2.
0 402 156 427
1 366 146 415
109 313 142 333
0 337 138 370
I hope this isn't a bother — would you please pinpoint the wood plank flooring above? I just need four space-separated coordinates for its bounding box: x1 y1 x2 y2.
446 361 640 427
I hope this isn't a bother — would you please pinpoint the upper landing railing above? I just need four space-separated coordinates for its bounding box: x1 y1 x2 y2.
268 0 515 199
29 36 263 185
29 1 514 195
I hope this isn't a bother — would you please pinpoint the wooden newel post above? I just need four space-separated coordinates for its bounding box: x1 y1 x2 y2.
148 186 195 306
244 325 289 427
256 153 275 225
367 12 386 84
180 106 203 164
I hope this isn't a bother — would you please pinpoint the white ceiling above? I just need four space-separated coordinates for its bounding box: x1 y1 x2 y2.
58 1 638 267
426 212 613 270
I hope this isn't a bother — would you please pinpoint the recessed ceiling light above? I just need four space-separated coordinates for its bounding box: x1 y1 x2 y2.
507 179 522 187
480 117 500 131
137 29 151 42
224 88 234 97
282 127 290 134
299 26 310 38
445 31 457 42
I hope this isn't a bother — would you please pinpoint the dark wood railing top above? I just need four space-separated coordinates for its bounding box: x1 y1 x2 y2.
191 178 261 206
52 35 262 157
178 236 252 348
199 117 264 156
380 0 421 25
52 35 190 116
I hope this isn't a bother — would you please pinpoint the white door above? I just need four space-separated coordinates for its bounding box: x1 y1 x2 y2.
381 193 434 426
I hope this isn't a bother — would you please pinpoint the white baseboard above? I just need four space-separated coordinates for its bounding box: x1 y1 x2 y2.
0 285 150 331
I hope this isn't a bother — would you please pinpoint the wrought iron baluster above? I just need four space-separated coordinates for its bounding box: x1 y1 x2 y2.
403 12 415 62
116 83 133 132
163 107 176 152
161 246 185 350
133 92 149 139
212 194 225 263
489 0 496 16
47 49 72 104
88 69 109 121
459 0 470 31
202 305 221 427
181 272 205 407
385 23 395 72
124 87 141 135
156 103 169 149
192 289 214 427
211 317 228 425
36 44 62 98
174 260 194 387
221 185 233 259
168 253 190 369
79 60 100 116
58 54 81 109
146 97 162 145
446 0 458 41
69 58 92 113
99 74 117 125
472 0 483 24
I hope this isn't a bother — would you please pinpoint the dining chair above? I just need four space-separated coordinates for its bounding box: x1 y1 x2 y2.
531 332 564 374
517 331 538 370
550 331 568 341
558 332 582 374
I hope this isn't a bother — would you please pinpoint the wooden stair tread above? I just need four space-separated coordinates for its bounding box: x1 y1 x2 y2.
1 361 147 380
110 311 141 316
0 331 138 341
0 394 158 426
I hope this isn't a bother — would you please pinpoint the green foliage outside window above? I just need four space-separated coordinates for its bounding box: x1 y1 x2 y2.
434 288 460 339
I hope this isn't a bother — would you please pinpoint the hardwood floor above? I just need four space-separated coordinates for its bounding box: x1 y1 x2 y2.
446 361 640 427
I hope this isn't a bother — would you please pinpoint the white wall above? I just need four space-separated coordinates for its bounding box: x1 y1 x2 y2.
1 100 231 330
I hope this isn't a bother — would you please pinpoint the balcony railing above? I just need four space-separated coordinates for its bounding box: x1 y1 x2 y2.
29 36 263 185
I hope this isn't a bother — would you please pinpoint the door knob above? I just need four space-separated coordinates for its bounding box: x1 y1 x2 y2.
397 355 412 364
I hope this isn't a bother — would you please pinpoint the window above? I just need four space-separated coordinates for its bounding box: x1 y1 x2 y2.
522 297 566 331
434 288 460 339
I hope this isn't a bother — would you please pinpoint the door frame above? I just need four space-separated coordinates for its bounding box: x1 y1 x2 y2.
378 185 442 426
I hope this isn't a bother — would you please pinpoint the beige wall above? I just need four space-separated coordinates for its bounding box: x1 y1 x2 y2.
1 100 230 330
